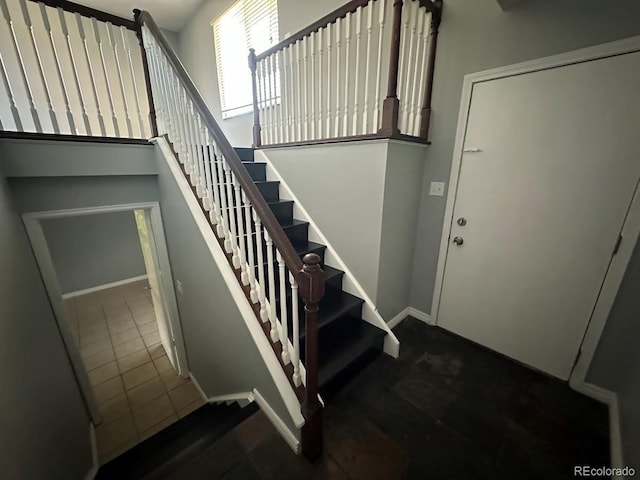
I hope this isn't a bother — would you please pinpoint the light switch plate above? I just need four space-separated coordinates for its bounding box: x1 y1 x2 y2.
429 181 445 196
176 280 183 294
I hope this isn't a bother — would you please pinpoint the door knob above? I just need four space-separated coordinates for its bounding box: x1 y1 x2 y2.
452 236 464 246
457 217 467 226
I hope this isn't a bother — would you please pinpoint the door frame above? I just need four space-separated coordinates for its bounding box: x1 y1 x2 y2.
22 201 188 424
431 35 640 387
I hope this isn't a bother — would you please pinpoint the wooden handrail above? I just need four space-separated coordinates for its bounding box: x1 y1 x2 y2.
135 10 304 281
254 0 372 62
28 0 137 30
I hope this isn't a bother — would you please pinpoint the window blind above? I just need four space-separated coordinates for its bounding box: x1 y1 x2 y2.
213 0 279 118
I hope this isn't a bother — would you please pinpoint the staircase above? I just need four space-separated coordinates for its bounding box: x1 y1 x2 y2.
235 146 387 388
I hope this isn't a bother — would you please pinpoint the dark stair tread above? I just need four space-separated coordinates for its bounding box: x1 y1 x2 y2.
318 320 386 386
95 402 258 480
282 288 364 338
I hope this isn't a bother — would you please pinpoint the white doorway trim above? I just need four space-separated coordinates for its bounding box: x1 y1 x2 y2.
22 201 188 424
431 35 640 388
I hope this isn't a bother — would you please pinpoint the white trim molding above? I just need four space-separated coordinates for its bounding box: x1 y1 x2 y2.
256 149 400 358
84 423 99 480
189 372 255 406
62 275 148 299
252 389 301 454
387 307 432 329
431 35 640 386
570 382 624 476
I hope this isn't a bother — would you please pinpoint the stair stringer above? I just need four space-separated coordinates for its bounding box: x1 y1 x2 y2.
256 150 400 358
154 137 306 432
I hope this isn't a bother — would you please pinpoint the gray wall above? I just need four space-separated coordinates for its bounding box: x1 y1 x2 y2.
177 0 345 146
377 142 425 319
42 211 146 294
262 141 388 301
155 145 300 435
588 237 640 468
262 140 424 320
8 175 159 213
0 172 92 479
0 139 156 177
409 0 640 314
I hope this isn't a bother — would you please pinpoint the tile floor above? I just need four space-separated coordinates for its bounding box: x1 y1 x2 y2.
64 280 205 464
159 317 609 479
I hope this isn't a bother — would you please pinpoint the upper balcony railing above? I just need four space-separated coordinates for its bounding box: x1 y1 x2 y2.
0 0 153 138
248 0 442 148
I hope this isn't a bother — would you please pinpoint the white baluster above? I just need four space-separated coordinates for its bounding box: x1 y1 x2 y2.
181 90 196 174
267 56 276 144
275 52 284 144
302 39 308 141
197 119 213 211
75 13 106 135
122 27 145 137
334 18 341 137
352 6 362 135
214 144 232 243
362 3 374 134
0 0 42 131
295 41 302 142
253 212 268 322
106 22 133 137
225 166 239 262
277 251 289 364
243 197 258 302
234 183 248 284
58 8 91 134
259 60 267 144
18 0 59 132
396 1 411 133
204 130 221 224
39 3 75 133
408 10 427 136
265 231 278 342
281 49 290 143
287 46 295 141
342 12 351 137
400 1 418 133
289 272 301 386
91 18 120 136
373 0 386 132
0 51 23 130
325 23 332 137
414 11 432 136
317 28 324 140
309 32 316 140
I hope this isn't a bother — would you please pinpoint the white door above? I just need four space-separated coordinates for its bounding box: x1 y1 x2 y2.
134 209 178 371
437 51 640 379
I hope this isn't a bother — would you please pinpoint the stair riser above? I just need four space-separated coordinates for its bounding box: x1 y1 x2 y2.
216 212 308 244
269 201 293 222
234 147 254 162
256 182 280 202
243 162 266 181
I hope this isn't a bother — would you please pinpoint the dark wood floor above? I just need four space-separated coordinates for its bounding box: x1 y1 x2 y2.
162 317 610 479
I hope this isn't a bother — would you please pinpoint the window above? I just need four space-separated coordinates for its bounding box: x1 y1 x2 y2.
213 0 279 119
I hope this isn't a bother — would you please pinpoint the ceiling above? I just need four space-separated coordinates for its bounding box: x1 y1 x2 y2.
77 0 204 31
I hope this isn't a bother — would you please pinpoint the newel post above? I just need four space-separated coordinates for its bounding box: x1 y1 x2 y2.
299 253 325 461
133 9 158 137
248 48 262 148
419 0 443 140
379 0 404 137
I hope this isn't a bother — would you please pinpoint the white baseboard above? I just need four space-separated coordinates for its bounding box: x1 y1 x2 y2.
190 372 255 407
387 308 410 329
62 275 148 299
407 307 432 324
252 389 301 454
84 423 99 480
387 307 432 328
570 381 623 475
